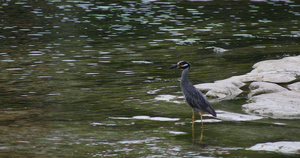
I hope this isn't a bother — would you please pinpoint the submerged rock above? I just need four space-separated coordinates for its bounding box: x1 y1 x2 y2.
154 94 182 104
247 141 300 154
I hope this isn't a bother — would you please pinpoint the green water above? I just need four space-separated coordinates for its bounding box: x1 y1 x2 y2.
1 0 300 157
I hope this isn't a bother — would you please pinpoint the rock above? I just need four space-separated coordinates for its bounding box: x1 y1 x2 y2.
192 55 300 119
195 56 300 101
194 76 245 101
156 56 300 119
212 110 263 121
242 91 300 119
109 115 180 122
154 94 182 104
248 82 288 98
288 82 300 92
194 110 263 122
247 141 300 154
245 56 300 83
251 56 300 75
242 72 297 83
243 82 300 119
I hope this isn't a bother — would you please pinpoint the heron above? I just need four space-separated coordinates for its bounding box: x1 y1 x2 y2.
169 61 216 128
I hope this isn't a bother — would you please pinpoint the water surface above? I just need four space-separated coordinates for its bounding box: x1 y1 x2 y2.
1 0 300 157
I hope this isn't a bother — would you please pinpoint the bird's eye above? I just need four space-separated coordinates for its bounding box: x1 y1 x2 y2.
177 61 183 66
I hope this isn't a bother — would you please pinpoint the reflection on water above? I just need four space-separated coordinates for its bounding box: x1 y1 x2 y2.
1 0 300 157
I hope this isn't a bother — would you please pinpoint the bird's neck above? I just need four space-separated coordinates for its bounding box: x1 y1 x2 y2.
180 68 190 86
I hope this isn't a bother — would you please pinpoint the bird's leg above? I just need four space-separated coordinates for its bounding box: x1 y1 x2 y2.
199 112 204 128
199 128 203 143
192 109 195 128
192 109 195 141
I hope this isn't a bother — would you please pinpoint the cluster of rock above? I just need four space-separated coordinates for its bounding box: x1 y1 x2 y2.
195 55 300 119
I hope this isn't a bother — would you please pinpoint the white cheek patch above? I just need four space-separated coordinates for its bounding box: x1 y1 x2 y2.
182 64 189 67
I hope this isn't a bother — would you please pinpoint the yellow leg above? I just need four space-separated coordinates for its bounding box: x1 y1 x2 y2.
199 128 203 143
192 109 195 142
199 112 203 128
192 109 195 127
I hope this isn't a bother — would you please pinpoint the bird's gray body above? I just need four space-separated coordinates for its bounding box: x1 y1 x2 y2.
180 67 217 117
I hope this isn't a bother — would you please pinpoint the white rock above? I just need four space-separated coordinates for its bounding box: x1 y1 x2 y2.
191 55 300 119
195 77 245 101
110 115 180 122
247 56 300 83
288 82 300 92
247 141 300 154
195 55 300 101
251 56 300 75
194 119 222 123
154 94 182 104
168 131 187 135
248 82 288 97
212 110 263 121
242 91 300 119
160 56 300 119
245 72 297 83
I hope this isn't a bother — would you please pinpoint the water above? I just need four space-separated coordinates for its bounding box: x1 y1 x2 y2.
1 0 300 157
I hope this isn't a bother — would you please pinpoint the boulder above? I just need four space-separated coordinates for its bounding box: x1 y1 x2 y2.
287 82 300 92
248 82 288 98
242 91 300 119
194 77 244 101
194 55 300 119
247 141 300 154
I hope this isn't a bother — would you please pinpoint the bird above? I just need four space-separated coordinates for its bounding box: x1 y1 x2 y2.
169 61 216 128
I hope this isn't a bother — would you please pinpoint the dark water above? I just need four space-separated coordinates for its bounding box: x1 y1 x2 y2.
1 0 300 157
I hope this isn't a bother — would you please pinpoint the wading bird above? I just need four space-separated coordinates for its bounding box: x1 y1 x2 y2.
169 61 216 128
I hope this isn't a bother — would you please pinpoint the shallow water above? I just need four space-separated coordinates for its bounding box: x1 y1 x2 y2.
1 0 300 157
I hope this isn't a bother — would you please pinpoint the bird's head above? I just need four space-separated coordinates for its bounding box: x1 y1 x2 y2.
169 61 191 69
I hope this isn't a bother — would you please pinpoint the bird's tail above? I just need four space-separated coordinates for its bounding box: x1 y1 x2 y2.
206 106 217 117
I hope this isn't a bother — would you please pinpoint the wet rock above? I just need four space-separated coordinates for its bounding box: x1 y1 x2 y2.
287 82 300 92
248 82 288 98
213 110 263 121
251 56 300 77
241 72 297 83
242 91 300 119
195 55 300 100
194 77 244 101
109 115 180 122
154 94 182 104
194 110 263 123
193 55 300 119
247 141 300 154
245 56 300 83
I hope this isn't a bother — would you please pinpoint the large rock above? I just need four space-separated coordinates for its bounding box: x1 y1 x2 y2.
250 56 300 76
242 91 300 119
247 141 300 154
287 82 300 92
194 55 300 119
248 82 288 98
194 76 244 101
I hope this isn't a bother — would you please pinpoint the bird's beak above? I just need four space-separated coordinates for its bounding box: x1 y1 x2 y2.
169 64 178 69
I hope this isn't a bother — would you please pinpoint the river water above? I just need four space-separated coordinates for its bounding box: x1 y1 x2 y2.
1 0 300 157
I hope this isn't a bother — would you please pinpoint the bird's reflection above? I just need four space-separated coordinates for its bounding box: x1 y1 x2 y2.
192 120 204 143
